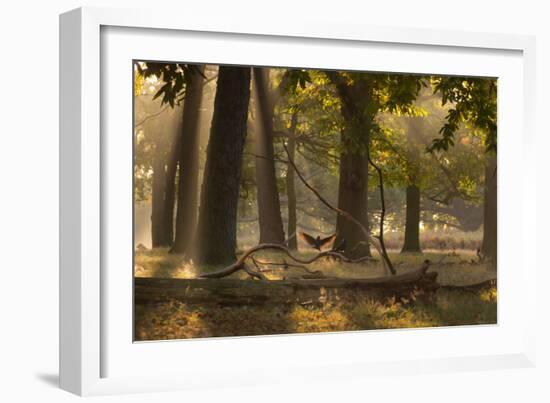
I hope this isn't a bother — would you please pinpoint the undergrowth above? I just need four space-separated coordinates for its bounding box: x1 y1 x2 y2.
134 248 496 341
135 288 496 341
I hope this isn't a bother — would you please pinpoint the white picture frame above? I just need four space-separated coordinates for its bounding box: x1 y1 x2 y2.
60 6 537 396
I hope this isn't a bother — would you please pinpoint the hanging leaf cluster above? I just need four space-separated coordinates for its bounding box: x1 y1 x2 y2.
135 62 206 108
429 77 497 153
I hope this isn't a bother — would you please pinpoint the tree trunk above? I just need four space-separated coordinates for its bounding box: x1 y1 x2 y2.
328 73 372 259
172 66 205 254
160 120 181 247
252 67 286 244
401 116 423 253
286 112 298 250
195 66 252 265
151 152 166 248
481 153 497 267
335 149 370 258
401 184 422 253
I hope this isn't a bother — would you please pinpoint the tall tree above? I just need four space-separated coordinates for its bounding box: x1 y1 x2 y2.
252 67 285 244
160 121 180 247
326 73 422 258
481 152 497 265
195 66 252 265
430 76 497 265
136 62 206 248
401 116 423 253
150 141 167 248
402 184 422 252
172 65 206 254
328 73 373 258
286 111 299 249
336 140 371 258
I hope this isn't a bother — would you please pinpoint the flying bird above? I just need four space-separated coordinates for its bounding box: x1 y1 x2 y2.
299 232 337 251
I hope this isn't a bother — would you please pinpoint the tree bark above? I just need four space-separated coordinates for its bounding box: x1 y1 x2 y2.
252 67 286 244
151 151 166 248
481 153 497 267
401 116 423 253
135 266 438 306
195 66 252 265
286 112 298 249
172 66 205 254
160 119 181 247
401 184 422 253
328 73 372 259
335 150 370 258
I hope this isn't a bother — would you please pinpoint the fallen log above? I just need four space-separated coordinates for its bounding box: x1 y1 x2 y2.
438 279 497 294
135 264 438 307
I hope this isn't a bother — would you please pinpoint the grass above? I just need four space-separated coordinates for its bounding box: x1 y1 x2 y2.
134 288 497 341
134 247 497 341
134 247 496 285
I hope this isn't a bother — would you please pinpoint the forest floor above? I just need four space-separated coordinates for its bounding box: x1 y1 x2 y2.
134 248 497 341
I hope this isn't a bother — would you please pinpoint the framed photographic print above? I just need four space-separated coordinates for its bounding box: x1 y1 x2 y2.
60 6 537 396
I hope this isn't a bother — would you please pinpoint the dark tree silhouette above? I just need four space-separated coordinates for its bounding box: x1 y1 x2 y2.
252 67 286 245
431 77 497 266
402 185 422 253
172 65 205 254
402 116 423 253
151 145 166 248
286 112 298 250
328 73 372 259
195 66 252 265
481 153 497 266
136 62 207 248
160 122 180 246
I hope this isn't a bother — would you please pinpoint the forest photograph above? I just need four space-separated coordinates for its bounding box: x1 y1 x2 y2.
133 61 497 341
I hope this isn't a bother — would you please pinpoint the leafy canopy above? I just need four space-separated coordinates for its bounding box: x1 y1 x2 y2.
429 77 497 153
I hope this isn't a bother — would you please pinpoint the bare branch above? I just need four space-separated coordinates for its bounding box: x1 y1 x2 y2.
366 150 395 275
134 105 171 128
282 142 396 275
197 243 376 279
242 263 268 280
251 257 323 275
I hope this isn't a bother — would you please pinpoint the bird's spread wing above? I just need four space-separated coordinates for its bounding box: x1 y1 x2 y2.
299 232 317 247
318 234 337 249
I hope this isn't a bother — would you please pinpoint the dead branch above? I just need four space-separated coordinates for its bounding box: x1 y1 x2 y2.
251 257 323 275
242 264 268 281
195 136 397 280
134 105 171 128
282 142 396 275
197 243 376 279
366 151 395 275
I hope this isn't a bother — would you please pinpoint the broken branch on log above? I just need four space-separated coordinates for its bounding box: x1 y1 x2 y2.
250 257 326 278
242 263 268 281
197 243 376 279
